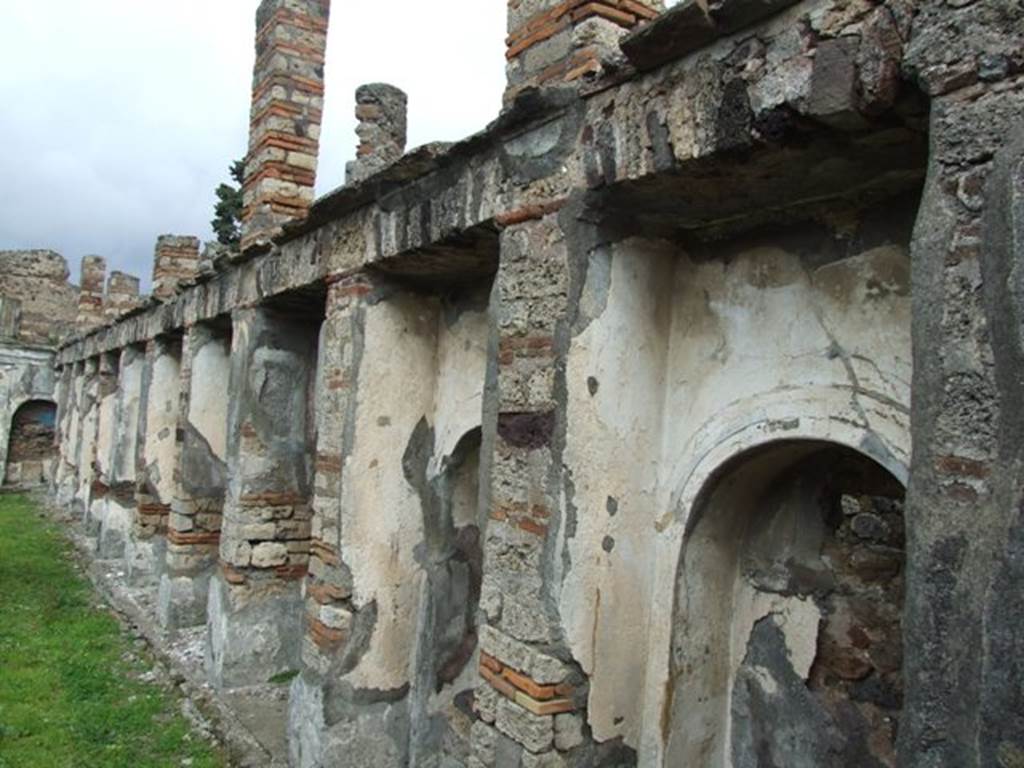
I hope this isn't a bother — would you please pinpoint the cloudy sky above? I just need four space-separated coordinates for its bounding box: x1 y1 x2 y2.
0 1 507 289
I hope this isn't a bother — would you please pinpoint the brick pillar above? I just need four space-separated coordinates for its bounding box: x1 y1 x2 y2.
471 208 602 765
288 275 375 761
152 236 200 300
345 83 408 185
77 255 107 330
73 357 101 524
504 0 662 104
127 337 182 585
159 323 232 629
55 361 83 506
98 345 146 562
300 277 367 668
241 0 332 252
206 306 320 688
105 271 141 321
52 364 72 493
89 352 120 549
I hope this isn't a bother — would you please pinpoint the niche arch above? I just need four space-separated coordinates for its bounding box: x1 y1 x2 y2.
4 397 58 486
638 414 910 766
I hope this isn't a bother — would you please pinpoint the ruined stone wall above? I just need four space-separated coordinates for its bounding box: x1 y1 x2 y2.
46 0 1024 766
0 250 78 346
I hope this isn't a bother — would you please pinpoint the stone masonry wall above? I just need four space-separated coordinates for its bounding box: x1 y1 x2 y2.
0 250 77 346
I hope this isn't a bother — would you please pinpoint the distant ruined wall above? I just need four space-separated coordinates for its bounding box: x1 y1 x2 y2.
0 250 77 346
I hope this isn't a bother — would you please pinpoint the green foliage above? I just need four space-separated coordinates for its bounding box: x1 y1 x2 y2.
211 159 245 247
268 669 299 685
0 495 224 768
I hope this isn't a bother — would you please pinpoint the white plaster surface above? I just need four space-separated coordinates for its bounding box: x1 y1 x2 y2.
340 293 488 692
144 350 181 504
341 294 438 691
556 237 912 760
189 337 231 461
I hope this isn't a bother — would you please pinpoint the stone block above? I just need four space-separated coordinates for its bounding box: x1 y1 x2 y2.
318 603 353 631
494 696 553 754
205 575 303 689
479 624 570 684
554 712 584 751
157 571 212 629
620 0 717 72
252 541 289 567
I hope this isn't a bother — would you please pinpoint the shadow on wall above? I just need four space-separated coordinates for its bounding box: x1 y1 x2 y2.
5 399 57 487
667 440 906 768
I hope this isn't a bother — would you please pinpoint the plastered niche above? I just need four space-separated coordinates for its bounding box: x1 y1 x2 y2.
561 238 675 746
339 290 441 693
665 443 906 768
143 346 182 505
111 349 144 485
295 282 489 765
188 334 231 464
557 209 914 756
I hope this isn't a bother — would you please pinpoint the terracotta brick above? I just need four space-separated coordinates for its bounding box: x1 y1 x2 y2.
502 667 559 700
167 530 221 546
514 692 576 716
308 617 346 649
495 198 568 227
481 652 504 674
518 518 550 537
507 17 572 59
221 562 247 585
310 539 341 567
571 2 636 26
308 580 352 603
481 665 520 701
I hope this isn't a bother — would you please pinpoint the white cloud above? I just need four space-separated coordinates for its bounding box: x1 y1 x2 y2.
0 1 506 288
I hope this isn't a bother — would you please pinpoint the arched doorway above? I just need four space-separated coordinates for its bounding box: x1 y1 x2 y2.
5 399 58 486
666 440 905 767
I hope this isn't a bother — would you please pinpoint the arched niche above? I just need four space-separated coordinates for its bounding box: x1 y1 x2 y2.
5 398 58 486
665 439 906 768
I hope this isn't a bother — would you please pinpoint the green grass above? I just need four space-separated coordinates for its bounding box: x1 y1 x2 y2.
0 494 224 768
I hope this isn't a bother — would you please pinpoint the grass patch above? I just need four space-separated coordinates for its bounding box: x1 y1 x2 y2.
0 494 224 768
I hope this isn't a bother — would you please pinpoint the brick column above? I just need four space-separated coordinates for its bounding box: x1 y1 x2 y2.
345 83 407 185
76 256 107 330
287 274 375 760
504 0 662 104
105 271 141 321
241 0 332 252
55 361 82 506
98 345 146 561
300 277 368 669
159 323 232 629
127 337 182 585
152 236 200 300
90 352 120 553
206 306 319 688
471 209 598 766
74 357 101 526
